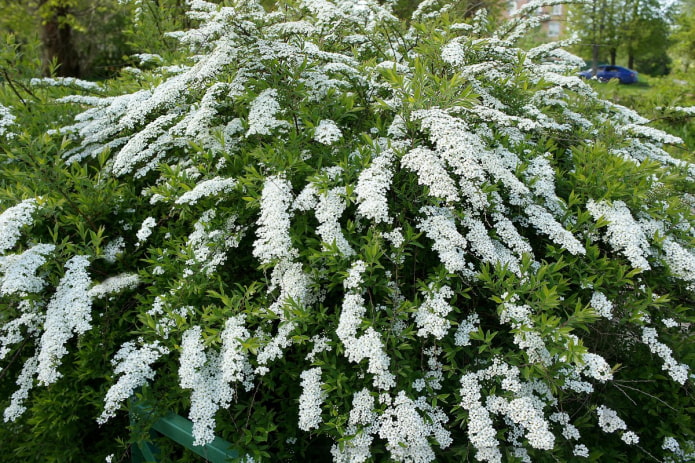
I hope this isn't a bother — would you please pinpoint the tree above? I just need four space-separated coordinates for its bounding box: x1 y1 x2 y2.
569 0 671 74
620 0 671 72
1 1 694 462
671 0 695 72
0 0 133 78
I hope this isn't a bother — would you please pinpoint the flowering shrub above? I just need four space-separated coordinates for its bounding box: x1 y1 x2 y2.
1 0 694 461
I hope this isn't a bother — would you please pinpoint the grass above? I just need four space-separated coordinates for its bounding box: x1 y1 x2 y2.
585 74 695 160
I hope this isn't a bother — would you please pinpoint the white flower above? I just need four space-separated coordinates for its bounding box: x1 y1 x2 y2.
0 199 38 255
401 147 459 202
0 243 55 296
622 431 639 445
3 355 38 422
355 149 395 224
344 260 367 292
36 256 93 385
136 217 157 246
413 284 454 340
579 353 613 382
102 237 125 263
573 444 589 457
298 367 326 431
89 273 141 299
336 294 395 390
377 391 451 463
179 326 234 446
525 204 584 256
99 341 169 424
586 199 650 270
220 315 254 390
315 187 354 256
596 405 627 433
0 103 17 139
246 88 290 136
175 176 237 205
417 206 470 275
454 313 479 346
641 326 690 384
590 291 613 319
313 119 342 145
253 176 297 264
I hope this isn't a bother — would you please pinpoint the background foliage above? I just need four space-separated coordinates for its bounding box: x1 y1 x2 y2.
0 1 694 462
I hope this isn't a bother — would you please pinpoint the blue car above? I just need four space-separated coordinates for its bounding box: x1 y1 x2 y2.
579 65 638 84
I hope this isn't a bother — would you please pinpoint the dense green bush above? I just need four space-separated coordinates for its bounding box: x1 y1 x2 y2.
1 1 694 462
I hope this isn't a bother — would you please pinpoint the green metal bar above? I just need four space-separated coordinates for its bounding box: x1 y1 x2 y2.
151 412 240 463
133 440 158 463
129 394 240 463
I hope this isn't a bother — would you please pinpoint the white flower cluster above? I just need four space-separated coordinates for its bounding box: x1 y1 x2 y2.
337 292 395 390
587 199 651 270
36 255 93 386
29 76 102 91
578 353 613 382
459 359 566 460
661 236 695 287
313 119 343 145
253 176 297 264
175 176 237 205
179 326 234 446
662 437 695 462
220 315 254 390
355 149 395 224
454 313 480 346
88 273 140 299
315 187 354 256
102 237 125 263
98 341 169 424
331 388 377 463
255 321 296 376
620 123 683 145
401 147 460 202
185 210 244 276
487 396 555 450
413 284 454 339
298 367 326 431
0 243 55 296
641 327 690 384
589 291 614 319
3 355 38 422
524 204 585 256
0 307 41 361
378 392 452 463
136 216 157 246
417 206 470 275
459 373 502 463
0 103 16 139
549 411 582 443
0 199 38 255
464 216 521 276
596 405 638 444
246 88 290 136
306 334 333 362
344 260 367 292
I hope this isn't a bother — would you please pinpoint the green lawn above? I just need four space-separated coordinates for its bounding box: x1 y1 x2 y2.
586 75 695 159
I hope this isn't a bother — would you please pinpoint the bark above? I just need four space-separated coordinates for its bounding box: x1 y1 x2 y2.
39 4 81 77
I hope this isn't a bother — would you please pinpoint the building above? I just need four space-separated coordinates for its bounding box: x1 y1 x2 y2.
502 1 568 39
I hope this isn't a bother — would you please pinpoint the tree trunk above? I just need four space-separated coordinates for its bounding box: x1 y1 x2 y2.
39 4 81 77
628 53 635 70
610 49 617 65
